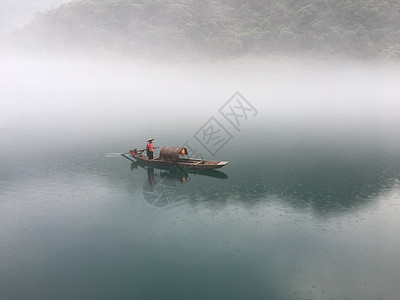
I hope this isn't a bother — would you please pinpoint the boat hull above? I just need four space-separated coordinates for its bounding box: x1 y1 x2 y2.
129 153 228 170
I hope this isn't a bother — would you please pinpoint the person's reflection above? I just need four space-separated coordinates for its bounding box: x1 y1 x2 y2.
179 173 189 183
147 167 155 184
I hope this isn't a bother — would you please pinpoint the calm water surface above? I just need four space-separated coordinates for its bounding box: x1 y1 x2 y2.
1 58 400 299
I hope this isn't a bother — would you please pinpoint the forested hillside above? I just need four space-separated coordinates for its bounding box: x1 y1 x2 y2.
17 0 400 59
0 0 70 34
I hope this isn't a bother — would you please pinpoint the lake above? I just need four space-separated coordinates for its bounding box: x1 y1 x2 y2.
1 56 400 299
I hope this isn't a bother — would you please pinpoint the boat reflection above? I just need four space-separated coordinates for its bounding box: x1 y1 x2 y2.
129 161 228 207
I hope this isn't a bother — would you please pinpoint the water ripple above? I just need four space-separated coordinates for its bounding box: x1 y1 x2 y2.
0 125 24 137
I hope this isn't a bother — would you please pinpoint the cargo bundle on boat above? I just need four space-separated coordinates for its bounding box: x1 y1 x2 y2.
124 147 228 170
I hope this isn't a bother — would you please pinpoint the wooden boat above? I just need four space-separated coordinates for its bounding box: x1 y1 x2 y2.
124 147 229 170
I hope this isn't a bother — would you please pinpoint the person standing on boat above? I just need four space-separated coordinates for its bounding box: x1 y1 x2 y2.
146 138 155 160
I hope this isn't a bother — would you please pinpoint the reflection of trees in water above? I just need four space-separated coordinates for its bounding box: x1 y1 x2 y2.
183 152 400 215
261 153 400 214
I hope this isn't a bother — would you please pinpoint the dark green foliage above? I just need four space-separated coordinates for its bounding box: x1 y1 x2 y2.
20 0 400 58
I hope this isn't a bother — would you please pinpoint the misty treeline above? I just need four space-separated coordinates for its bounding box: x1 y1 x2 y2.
14 0 400 59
